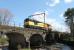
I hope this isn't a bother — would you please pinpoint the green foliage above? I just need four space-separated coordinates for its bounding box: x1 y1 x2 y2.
64 8 74 35
64 8 74 26
63 35 74 41
0 35 8 45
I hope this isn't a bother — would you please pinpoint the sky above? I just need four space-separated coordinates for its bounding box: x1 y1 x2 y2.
0 0 74 32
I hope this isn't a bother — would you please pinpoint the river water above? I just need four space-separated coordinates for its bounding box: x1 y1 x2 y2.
48 43 71 50
1 43 72 50
36 43 72 50
61 45 71 50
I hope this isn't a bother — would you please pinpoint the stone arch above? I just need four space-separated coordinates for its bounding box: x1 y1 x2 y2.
29 34 44 49
6 32 26 50
45 32 55 45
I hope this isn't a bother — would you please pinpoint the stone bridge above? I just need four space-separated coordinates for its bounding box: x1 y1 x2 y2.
0 25 46 50
0 25 74 50
0 25 44 40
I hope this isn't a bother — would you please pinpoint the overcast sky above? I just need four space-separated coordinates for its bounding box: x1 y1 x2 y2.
0 0 74 32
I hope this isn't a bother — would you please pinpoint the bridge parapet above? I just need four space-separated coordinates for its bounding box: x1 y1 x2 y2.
0 25 45 39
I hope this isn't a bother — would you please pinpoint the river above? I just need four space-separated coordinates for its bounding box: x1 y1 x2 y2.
35 43 72 50
49 43 71 50
0 43 72 50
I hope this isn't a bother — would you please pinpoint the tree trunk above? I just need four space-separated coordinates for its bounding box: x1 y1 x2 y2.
70 16 74 37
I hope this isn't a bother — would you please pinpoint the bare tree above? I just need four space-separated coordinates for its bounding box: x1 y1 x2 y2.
0 8 13 25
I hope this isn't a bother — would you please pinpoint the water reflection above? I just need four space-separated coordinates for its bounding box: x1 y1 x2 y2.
33 43 72 50
61 45 71 50
50 43 71 50
1 43 71 50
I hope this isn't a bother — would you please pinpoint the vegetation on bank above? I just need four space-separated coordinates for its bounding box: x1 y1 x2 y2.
0 35 8 45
